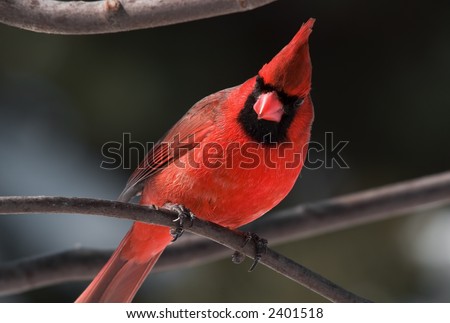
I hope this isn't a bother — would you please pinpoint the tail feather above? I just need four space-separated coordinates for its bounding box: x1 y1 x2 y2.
100 252 162 302
76 224 169 303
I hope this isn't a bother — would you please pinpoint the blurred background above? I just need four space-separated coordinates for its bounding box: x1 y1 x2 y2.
0 0 450 302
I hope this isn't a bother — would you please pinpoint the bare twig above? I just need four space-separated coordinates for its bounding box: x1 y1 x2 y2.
0 249 111 297
0 0 277 35
1 171 450 299
253 170 450 242
0 196 369 302
162 169 450 269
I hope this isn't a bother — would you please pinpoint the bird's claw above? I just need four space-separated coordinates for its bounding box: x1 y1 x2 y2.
232 232 268 272
163 203 195 242
232 251 246 264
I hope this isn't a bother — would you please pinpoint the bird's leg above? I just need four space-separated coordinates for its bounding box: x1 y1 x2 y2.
232 232 268 272
163 203 195 242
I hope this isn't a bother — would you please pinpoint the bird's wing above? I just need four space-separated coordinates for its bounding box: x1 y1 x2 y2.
118 87 235 202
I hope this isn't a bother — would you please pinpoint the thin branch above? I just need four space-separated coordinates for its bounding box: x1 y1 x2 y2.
0 197 369 302
1 171 450 298
0 0 277 35
161 169 450 269
253 170 450 242
0 249 111 297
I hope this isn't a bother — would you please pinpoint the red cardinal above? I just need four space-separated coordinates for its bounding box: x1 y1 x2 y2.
76 18 315 302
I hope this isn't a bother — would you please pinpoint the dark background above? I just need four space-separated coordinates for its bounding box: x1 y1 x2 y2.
1 0 450 302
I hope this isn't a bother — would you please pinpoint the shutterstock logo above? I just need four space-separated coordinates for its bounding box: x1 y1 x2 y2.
100 132 349 171
305 132 349 170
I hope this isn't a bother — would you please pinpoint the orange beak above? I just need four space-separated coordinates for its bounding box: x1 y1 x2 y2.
253 91 284 122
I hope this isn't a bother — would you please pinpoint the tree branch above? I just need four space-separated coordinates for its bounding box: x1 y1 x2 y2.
2 171 450 299
0 196 369 302
162 169 450 269
254 170 450 242
0 249 111 297
0 0 277 35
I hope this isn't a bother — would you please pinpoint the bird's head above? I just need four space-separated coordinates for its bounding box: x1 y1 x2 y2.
237 18 315 144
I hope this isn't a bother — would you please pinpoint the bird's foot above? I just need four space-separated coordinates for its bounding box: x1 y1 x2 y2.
232 232 268 272
163 203 195 242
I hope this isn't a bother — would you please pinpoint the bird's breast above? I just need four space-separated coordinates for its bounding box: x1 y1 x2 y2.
143 133 308 229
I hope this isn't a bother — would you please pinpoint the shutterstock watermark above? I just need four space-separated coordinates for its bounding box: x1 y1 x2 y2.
100 132 349 171
305 132 349 170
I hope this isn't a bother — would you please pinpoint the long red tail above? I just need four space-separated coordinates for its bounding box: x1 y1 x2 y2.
75 222 171 302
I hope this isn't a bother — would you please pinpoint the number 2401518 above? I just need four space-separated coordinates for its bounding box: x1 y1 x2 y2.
267 307 324 319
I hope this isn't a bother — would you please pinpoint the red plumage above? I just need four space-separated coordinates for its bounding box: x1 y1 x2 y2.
76 18 315 303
